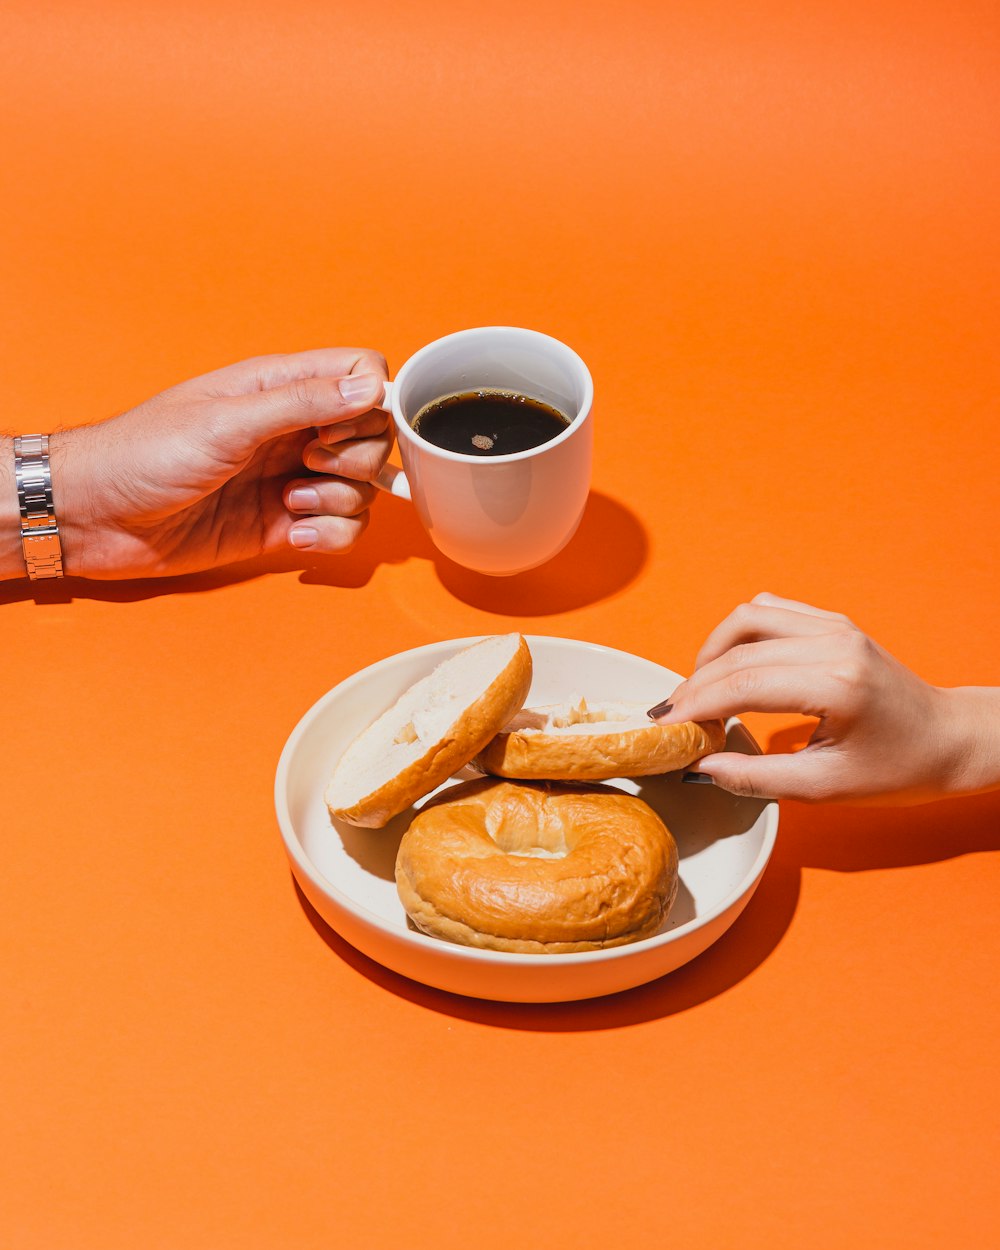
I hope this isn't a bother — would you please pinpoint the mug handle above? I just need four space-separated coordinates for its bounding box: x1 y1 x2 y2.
372 380 412 500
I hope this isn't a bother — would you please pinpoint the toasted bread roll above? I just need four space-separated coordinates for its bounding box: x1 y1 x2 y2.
476 698 726 781
326 634 532 828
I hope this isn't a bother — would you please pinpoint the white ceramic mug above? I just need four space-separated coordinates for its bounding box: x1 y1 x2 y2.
375 326 593 576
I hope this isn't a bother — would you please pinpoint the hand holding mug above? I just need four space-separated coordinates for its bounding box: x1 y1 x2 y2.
2 348 391 580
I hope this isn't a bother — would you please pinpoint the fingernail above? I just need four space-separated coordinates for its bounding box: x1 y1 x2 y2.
289 526 319 549
647 701 673 720
682 772 715 786
337 373 380 404
288 486 320 511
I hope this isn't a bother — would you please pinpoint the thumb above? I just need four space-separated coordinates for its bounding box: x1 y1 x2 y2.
691 749 837 803
217 372 387 451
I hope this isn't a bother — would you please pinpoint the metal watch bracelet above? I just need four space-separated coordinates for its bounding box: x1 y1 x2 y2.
13 434 64 579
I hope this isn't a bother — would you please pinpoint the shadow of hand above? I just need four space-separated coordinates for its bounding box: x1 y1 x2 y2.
2 489 647 616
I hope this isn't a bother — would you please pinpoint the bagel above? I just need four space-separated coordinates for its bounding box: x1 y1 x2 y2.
475 697 726 781
326 634 532 828
395 778 679 953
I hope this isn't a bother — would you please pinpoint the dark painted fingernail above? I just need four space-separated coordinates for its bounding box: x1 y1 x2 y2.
647 700 673 719
682 772 715 786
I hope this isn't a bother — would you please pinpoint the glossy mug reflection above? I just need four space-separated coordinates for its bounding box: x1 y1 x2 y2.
375 327 593 576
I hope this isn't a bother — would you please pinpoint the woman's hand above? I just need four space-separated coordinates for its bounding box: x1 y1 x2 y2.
649 592 1000 804
45 347 392 578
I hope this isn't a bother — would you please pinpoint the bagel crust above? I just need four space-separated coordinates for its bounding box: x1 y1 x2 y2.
395 779 679 954
475 699 726 781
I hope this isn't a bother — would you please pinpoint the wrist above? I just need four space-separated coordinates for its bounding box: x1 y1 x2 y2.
0 435 25 579
935 686 1000 797
48 426 111 578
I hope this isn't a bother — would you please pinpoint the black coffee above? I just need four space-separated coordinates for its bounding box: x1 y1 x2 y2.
411 389 571 457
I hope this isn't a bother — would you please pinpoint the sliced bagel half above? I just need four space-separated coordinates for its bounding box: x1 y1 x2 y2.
326 633 532 828
475 697 726 782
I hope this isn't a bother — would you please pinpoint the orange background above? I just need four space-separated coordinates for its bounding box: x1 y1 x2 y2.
2 2 999 1246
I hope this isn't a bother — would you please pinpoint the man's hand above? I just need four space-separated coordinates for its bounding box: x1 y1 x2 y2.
47 348 392 578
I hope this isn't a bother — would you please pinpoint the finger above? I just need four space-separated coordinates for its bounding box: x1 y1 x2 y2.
317 408 392 446
681 633 849 700
287 510 371 554
652 662 848 724
750 591 854 624
284 476 378 518
302 430 394 482
695 600 857 669
197 348 389 396
692 747 847 804
207 373 387 456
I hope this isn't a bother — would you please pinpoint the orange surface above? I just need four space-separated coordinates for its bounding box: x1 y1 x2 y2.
2 2 999 1246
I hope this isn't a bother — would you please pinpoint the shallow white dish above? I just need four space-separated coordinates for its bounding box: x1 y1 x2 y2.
275 635 778 1003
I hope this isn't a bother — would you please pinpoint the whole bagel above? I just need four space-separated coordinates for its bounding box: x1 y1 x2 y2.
395 778 679 954
476 698 726 781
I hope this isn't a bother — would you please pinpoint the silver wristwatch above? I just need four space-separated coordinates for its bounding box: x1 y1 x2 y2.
14 434 65 579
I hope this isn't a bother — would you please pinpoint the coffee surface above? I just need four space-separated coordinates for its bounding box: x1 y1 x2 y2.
411 389 570 457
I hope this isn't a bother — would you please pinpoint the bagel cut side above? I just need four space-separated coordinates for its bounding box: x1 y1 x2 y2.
326 634 532 829
395 778 679 954
475 697 726 781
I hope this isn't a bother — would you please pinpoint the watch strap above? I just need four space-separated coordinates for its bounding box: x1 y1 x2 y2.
14 434 64 579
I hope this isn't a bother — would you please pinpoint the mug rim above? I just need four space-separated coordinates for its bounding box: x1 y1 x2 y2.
389 325 594 465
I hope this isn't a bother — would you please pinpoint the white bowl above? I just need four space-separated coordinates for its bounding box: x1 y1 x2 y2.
274 635 778 1003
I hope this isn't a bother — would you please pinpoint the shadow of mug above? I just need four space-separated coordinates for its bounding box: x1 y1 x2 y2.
296 487 648 615
432 489 648 615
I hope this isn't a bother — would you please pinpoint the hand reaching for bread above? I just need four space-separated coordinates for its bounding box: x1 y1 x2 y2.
648 592 1000 805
